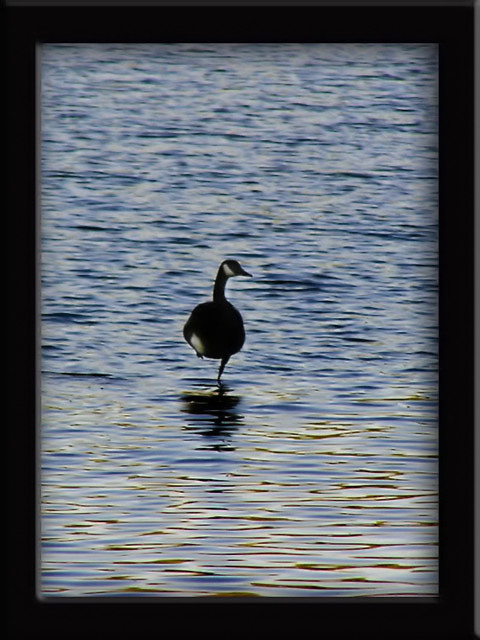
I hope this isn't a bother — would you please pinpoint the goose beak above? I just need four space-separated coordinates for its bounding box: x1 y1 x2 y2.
239 266 252 277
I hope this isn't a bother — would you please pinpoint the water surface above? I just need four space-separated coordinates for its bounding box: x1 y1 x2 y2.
41 43 438 597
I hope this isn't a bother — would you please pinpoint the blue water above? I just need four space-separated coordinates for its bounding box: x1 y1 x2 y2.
40 43 438 597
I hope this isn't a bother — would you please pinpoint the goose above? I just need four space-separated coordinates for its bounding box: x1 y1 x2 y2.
183 259 252 385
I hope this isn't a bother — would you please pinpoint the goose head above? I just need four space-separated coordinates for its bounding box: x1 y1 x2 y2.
221 259 252 278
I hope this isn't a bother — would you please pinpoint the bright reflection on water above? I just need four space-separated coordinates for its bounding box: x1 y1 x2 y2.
41 43 438 597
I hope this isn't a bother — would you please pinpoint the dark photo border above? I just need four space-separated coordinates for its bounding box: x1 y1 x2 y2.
5 2 474 638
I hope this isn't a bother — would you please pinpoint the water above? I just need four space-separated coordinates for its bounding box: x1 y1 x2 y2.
40 43 438 597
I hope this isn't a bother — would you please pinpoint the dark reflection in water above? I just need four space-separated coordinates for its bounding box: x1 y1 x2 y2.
181 387 243 448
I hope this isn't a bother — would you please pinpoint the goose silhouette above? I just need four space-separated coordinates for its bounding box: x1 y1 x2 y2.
183 260 252 385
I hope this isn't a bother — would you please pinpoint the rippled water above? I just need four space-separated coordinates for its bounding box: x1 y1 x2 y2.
40 43 438 597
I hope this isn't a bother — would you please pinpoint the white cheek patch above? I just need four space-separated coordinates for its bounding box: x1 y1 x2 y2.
190 333 206 356
223 262 236 277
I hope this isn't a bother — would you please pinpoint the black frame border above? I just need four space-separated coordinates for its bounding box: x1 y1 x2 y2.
5 3 475 638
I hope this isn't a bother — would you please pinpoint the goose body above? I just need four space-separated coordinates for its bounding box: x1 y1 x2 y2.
183 260 251 384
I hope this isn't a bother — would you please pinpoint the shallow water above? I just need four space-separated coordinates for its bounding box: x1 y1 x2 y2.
40 43 438 597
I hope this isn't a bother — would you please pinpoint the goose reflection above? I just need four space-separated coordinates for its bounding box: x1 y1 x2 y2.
181 386 243 446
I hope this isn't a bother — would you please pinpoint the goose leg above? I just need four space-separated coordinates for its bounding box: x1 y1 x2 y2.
217 356 230 385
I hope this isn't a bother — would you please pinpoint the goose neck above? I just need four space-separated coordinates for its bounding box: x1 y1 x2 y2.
213 268 228 302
